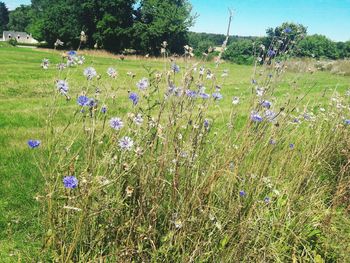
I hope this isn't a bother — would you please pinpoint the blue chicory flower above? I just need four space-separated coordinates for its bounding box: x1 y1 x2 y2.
63 176 78 189
28 140 40 149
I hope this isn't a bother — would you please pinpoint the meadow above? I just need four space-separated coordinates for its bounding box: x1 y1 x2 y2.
1 42 350 262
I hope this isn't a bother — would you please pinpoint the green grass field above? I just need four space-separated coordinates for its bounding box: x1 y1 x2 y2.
1 44 350 261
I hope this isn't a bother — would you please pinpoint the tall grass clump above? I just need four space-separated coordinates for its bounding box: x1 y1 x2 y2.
30 29 350 262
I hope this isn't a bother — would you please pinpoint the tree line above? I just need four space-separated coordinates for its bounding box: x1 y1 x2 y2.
189 23 350 64
0 0 194 55
1 1 349 62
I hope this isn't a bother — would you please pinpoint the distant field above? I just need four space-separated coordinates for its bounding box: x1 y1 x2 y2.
1 45 350 261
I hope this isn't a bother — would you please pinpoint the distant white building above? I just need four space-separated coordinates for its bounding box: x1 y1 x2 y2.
1 31 38 44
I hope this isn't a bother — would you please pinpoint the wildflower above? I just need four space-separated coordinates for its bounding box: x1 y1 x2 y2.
261 100 272 109
128 92 139 105
265 110 277 122
269 139 277 145
171 63 180 73
41 59 49 69
252 79 257 84
110 117 124 130
63 176 78 189
284 27 292 34
136 78 149 90
84 67 97 80
133 114 144 126
119 136 134 151
107 67 117 78
289 143 295 149
212 92 223 101
87 98 97 108
57 63 66 71
199 67 205 76
186 89 197 98
77 95 89 106
239 190 246 197
199 93 210 99
251 112 263 122
204 119 210 130
67 50 77 56
264 197 271 204
101 105 107 114
344 119 350 125
232 97 240 105
28 140 40 149
267 49 276 57
56 80 69 95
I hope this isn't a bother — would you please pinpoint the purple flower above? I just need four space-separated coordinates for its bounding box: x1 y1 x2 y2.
265 110 277 122
261 100 272 109
101 105 107 114
119 136 134 151
136 78 149 90
87 98 97 108
267 49 276 57
84 67 97 80
204 119 210 130
199 93 210 99
186 89 197 98
171 63 180 73
110 117 124 130
28 140 40 149
344 119 350 125
284 27 292 34
77 95 89 106
56 80 69 95
289 143 295 149
129 92 139 105
63 176 78 189
264 197 270 204
251 112 263 122
68 50 77 56
212 92 223 101
239 190 246 197
107 67 117 78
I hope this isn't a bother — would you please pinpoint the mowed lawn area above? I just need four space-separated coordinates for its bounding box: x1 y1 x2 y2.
1 45 350 260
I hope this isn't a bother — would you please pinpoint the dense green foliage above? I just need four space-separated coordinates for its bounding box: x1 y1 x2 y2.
190 22 350 64
3 0 194 54
0 1 9 33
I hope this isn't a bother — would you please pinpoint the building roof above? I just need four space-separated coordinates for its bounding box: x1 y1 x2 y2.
3 31 33 39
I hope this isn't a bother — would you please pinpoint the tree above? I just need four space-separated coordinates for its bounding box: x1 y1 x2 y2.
222 39 255 65
0 1 9 33
296 35 339 59
82 0 136 52
8 5 32 32
133 0 195 54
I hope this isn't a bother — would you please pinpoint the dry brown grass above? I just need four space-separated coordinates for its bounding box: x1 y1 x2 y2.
285 58 350 76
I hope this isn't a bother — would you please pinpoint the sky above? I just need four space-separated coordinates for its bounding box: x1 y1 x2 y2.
4 0 350 41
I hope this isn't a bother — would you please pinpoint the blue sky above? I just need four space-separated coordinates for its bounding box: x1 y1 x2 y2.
4 0 350 41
